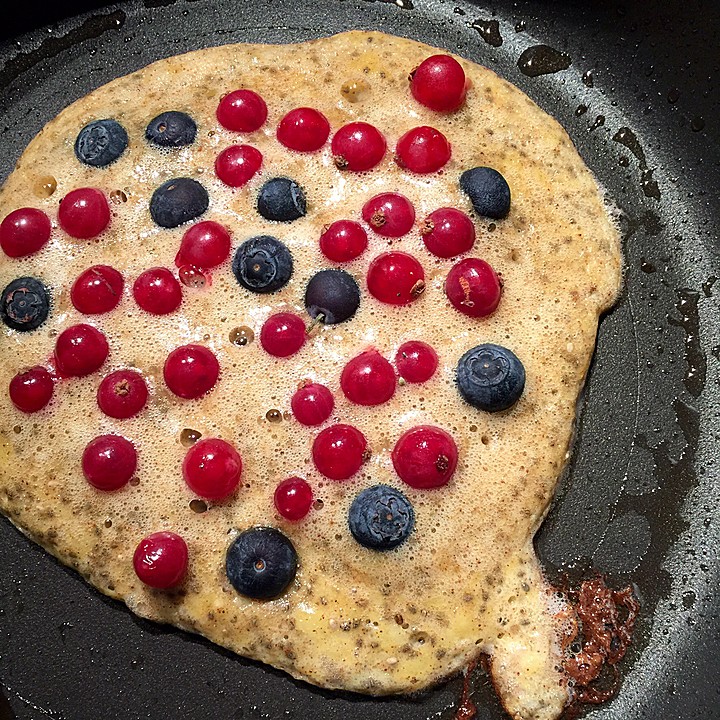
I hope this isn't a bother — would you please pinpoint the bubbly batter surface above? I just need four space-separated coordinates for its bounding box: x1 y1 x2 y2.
0 31 622 720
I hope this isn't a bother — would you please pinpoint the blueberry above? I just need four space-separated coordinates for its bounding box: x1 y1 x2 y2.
232 236 293 293
257 178 306 222
459 167 511 219
348 484 415 551
226 527 298 599
456 343 525 412
304 269 360 324
149 178 209 228
145 111 197 148
1 277 50 332
74 119 128 168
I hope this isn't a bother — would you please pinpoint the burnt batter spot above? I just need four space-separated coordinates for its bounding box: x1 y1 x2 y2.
563 576 639 705
455 659 478 720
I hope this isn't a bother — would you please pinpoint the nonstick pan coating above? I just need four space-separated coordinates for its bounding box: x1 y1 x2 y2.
0 1 718 719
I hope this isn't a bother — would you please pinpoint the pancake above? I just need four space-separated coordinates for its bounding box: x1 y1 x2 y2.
0 31 622 720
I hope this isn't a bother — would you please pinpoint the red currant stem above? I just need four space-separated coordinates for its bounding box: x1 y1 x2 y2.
370 211 386 228
305 313 325 335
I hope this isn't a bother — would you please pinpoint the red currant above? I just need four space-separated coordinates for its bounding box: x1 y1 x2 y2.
163 344 219 399
97 369 148 419
0 208 51 258
216 89 267 132
312 424 367 481
391 425 458 489
54 324 109 377
367 252 426 305
274 477 313 521
182 438 242 500
331 122 387 171
82 434 137 491
319 220 368 263
395 126 451 174
277 108 330 152
9 366 53 413
421 208 475 258
410 55 467 113
133 531 188 589
340 350 396 406
290 382 334 426
362 193 415 237
395 341 439 383
445 257 502 317
133 267 182 315
260 313 306 358
175 221 231 269
215 144 262 187
71 265 124 314
58 188 110 239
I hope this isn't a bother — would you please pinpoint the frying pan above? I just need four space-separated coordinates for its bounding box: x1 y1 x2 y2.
1 1 718 718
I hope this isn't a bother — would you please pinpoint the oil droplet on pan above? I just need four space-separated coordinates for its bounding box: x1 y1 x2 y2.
640 259 656 273
701 276 716 297
368 0 414 8
517 45 571 77
667 289 706 398
612 127 662 199
641 170 661 200
470 19 503 47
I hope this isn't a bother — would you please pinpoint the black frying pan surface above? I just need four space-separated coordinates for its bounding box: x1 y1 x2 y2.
0 1 718 718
